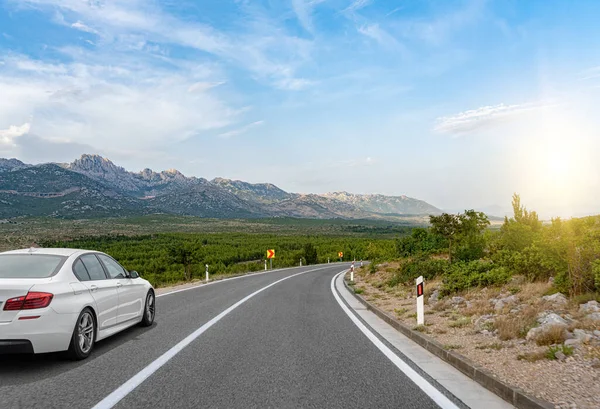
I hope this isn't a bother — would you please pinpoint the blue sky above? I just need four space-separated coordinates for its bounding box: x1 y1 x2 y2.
1 0 600 217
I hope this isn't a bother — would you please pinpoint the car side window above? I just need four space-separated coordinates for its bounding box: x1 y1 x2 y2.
97 255 127 279
80 254 107 281
72 259 91 282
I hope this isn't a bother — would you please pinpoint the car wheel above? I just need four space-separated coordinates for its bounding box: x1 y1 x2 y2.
67 308 96 361
140 291 155 327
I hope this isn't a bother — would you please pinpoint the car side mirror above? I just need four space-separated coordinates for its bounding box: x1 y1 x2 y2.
129 270 140 279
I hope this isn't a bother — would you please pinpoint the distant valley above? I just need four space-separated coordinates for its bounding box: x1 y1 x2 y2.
0 154 442 220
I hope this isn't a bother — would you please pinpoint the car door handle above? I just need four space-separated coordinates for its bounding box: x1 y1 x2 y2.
116 282 123 288
90 285 98 293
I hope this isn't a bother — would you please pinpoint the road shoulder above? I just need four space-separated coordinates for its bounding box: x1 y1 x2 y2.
334 271 515 409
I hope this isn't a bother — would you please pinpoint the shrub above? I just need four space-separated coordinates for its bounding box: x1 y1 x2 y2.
493 306 539 340
387 258 450 287
535 325 567 346
441 260 511 295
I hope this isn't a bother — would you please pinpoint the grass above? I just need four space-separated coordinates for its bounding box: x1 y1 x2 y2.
463 299 494 316
449 317 471 328
413 325 427 333
572 292 600 305
517 351 546 362
354 288 364 295
394 308 408 316
535 325 567 346
546 344 574 360
494 305 541 340
444 344 463 350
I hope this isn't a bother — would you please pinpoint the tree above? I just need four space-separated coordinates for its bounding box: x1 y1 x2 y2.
429 213 460 262
167 243 200 281
304 242 318 265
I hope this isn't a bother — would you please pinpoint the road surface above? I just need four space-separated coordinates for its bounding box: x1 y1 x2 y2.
0 264 463 409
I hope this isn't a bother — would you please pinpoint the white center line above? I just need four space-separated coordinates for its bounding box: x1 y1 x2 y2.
92 266 330 409
330 271 459 409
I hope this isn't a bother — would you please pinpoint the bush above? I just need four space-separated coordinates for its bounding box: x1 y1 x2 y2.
593 260 600 291
387 258 450 287
442 260 512 295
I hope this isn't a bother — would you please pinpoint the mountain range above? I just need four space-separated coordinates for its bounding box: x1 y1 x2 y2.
0 154 442 220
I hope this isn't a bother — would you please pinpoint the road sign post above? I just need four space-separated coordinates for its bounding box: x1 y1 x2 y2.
416 276 424 326
338 251 343 262
205 264 209 282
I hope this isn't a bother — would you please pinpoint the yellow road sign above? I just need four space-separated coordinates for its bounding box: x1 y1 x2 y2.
338 252 343 258
267 249 275 259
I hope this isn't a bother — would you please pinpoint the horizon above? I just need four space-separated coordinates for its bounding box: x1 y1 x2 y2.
1 1 599 218
2 151 594 220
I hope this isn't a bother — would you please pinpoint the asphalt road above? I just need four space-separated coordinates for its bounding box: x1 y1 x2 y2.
0 264 442 409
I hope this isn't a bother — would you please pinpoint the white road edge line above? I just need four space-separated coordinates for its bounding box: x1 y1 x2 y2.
92 266 330 409
330 271 459 409
156 264 333 298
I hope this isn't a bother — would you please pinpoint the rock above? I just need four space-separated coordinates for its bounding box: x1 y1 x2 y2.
538 312 568 326
465 301 473 308
593 330 600 338
565 339 581 347
555 351 566 361
527 313 569 342
480 329 491 336
542 293 568 306
428 290 440 305
451 296 466 305
573 329 593 343
585 312 600 322
548 276 555 285
474 314 495 331
579 301 600 313
494 295 519 311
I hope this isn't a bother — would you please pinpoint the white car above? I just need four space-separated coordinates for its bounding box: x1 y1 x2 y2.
0 248 155 360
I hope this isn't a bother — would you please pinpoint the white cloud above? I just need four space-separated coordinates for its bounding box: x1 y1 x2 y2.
433 102 548 134
0 53 238 152
292 0 325 34
344 0 372 13
219 120 264 139
0 123 31 147
13 0 314 90
71 21 99 35
358 24 402 50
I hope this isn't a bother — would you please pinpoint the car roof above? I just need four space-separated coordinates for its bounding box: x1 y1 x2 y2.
0 248 99 257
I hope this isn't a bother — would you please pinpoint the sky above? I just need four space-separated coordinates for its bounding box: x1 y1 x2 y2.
1 0 600 218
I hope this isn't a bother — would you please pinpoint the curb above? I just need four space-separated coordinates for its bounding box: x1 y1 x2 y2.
343 277 554 409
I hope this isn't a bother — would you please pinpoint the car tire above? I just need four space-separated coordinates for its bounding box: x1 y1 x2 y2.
67 308 96 361
140 291 155 327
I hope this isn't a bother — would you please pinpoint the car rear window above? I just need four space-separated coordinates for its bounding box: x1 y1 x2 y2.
0 254 67 278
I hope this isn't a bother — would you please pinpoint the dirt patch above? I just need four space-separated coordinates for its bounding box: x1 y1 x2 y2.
352 266 600 409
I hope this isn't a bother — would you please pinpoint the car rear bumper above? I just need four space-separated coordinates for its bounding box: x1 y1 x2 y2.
0 339 34 354
0 310 77 354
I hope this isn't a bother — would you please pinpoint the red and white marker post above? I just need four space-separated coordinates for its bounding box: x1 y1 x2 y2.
416 275 424 325
350 261 355 282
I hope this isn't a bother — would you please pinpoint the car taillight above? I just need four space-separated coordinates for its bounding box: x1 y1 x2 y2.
3 292 53 311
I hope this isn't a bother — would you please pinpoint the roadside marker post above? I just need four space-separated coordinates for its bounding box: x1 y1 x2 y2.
360 260 363 267
328 258 330 264
350 261 355 282
264 260 267 271
300 258 302 267
205 264 209 282
416 276 424 326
